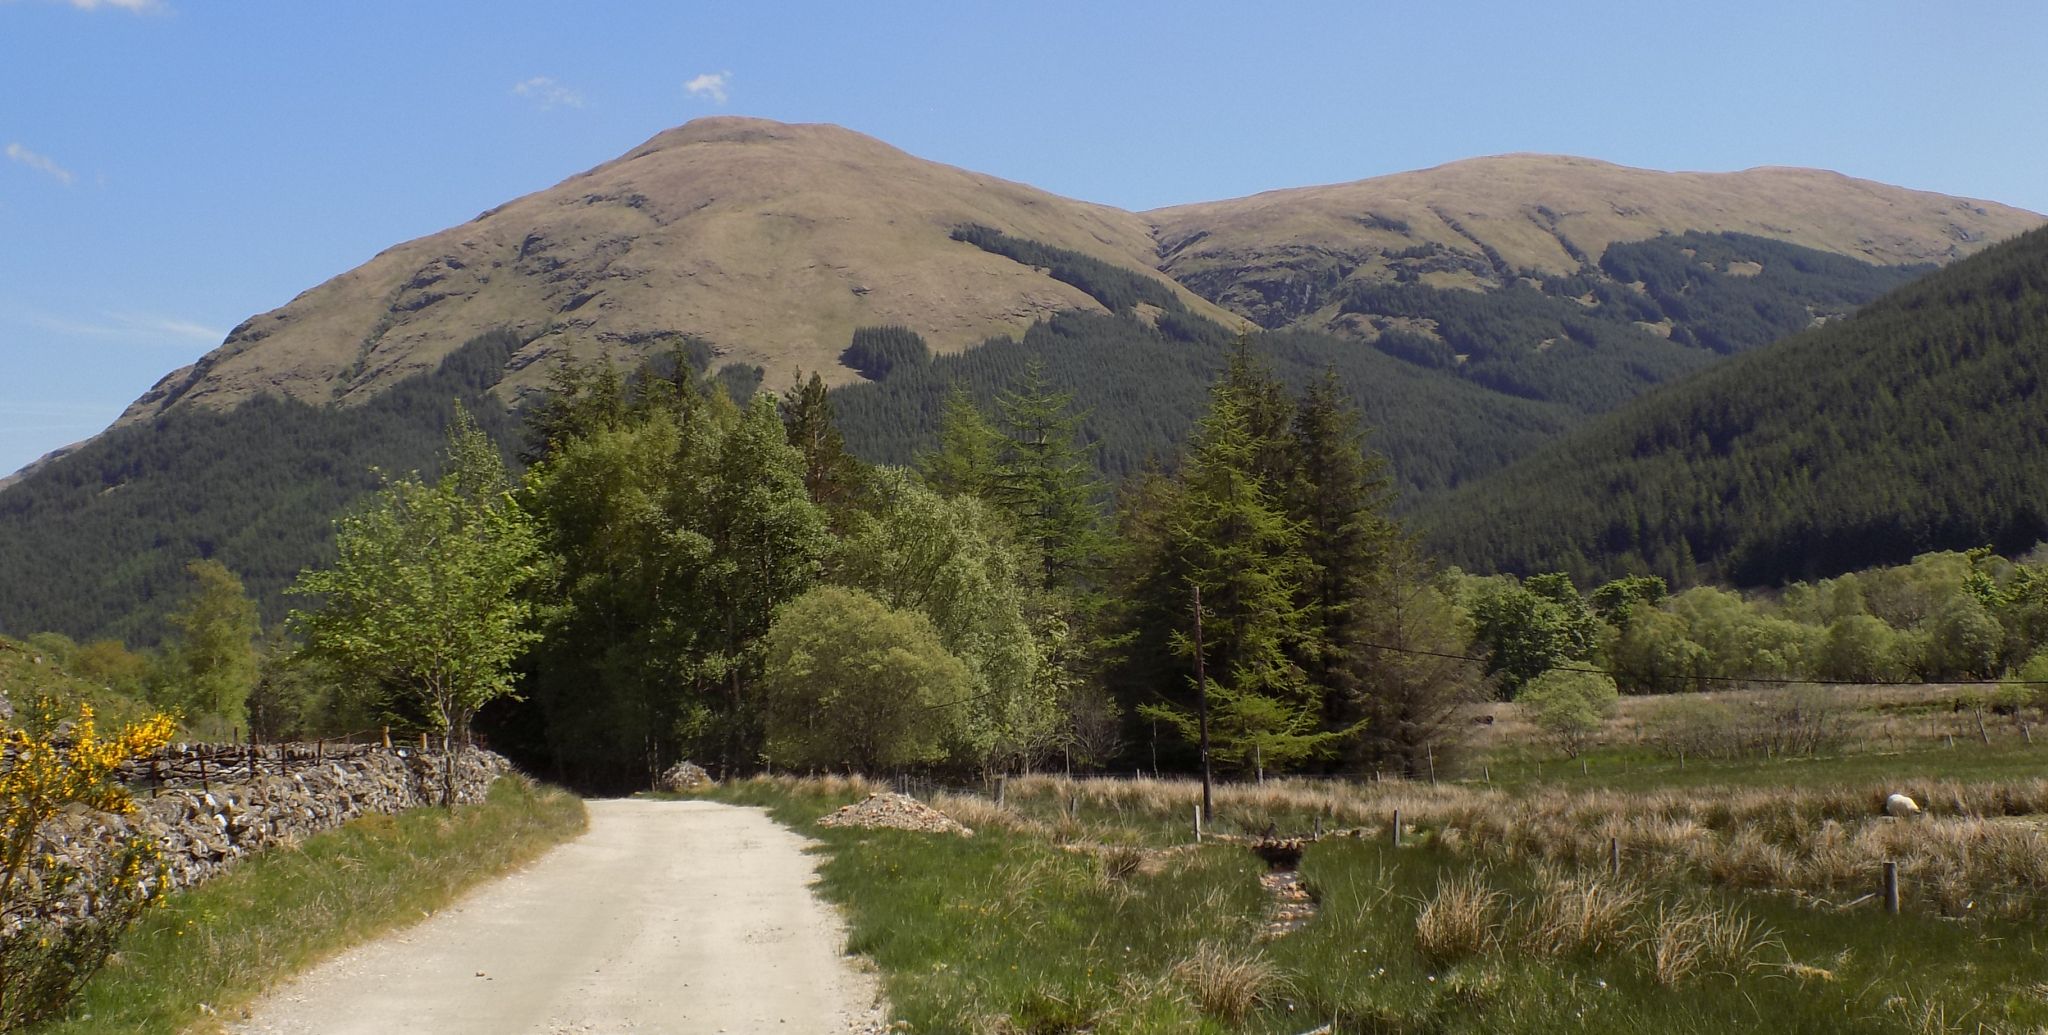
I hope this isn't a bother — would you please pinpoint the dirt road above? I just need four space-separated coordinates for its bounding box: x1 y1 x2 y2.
229 798 883 1034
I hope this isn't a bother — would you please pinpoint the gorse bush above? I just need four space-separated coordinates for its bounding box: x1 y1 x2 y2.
0 697 176 1031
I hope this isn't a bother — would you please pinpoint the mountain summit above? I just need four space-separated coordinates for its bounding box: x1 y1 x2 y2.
118 117 1235 426
116 119 2038 429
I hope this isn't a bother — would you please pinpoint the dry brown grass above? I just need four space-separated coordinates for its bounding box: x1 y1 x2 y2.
1521 869 1644 957
997 772 2048 920
1414 871 1510 965
1170 940 1287 1024
1640 901 1779 986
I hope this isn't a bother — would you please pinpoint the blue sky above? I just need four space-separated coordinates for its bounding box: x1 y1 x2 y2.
3 0 2045 476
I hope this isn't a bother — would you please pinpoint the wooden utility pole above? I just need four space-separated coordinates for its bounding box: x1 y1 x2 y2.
1193 583 1213 824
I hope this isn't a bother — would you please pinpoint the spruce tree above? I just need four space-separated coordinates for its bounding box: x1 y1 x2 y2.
989 361 1106 590
1284 369 1399 712
1142 386 1340 770
778 372 863 521
919 385 1003 499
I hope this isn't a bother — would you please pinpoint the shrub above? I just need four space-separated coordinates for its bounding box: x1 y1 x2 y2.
1518 669 1618 758
1 697 176 1029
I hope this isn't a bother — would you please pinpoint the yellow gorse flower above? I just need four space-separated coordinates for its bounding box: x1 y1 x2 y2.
2 700 177 913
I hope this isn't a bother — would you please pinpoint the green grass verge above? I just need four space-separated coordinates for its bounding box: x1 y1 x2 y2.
711 777 2048 1034
32 776 586 1035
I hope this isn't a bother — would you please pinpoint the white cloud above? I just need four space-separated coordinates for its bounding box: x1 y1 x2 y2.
512 76 584 111
62 0 164 11
21 310 224 344
684 71 730 104
5 143 76 187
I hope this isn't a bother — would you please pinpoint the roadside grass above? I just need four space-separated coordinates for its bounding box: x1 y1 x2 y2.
715 775 2048 1033
31 776 586 1035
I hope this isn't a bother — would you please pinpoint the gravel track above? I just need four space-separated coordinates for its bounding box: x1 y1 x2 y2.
229 798 883 1034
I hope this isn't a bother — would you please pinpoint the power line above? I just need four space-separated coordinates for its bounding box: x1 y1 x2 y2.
1350 640 2048 688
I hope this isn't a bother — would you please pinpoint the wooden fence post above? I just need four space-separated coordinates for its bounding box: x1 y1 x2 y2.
1609 837 1621 877
1883 860 1900 915
1193 804 1202 843
1392 808 1403 847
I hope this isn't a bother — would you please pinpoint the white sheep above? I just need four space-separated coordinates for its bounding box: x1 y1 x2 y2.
1884 793 1921 818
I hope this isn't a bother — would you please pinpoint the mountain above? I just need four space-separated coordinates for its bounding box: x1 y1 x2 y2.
3 118 2042 643
116 117 1239 427
1149 153 2038 332
1417 225 2048 588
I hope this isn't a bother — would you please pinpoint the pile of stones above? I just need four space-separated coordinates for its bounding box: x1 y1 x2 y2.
816 793 974 837
656 760 713 792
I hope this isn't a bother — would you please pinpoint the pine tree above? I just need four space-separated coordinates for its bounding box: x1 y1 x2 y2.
1285 369 1399 708
1142 386 1340 770
989 360 1106 590
778 372 864 521
919 385 1003 499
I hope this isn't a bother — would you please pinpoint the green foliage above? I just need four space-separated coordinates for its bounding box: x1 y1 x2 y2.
1815 614 1905 684
779 371 866 521
986 360 1107 591
1519 668 1618 757
756 586 969 771
839 325 931 381
1463 572 1599 697
151 559 261 734
832 470 1052 771
916 386 1002 500
521 373 827 788
1133 347 1346 771
288 409 544 780
1424 226 2048 587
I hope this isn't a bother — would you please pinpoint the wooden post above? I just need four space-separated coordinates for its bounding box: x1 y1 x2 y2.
1193 804 1202 843
1255 744 1263 785
316 739 324 764
420 731 429 752
1391 808 1403 847
381 726 391 750
1609 837 1621 877
1313 816 1323 839
1883 860 1900 915
149 757 159 798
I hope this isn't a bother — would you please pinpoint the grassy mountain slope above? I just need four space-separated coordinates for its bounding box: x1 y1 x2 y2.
116 117 1239 429
1417 226 2048 588
1149 153 2039 331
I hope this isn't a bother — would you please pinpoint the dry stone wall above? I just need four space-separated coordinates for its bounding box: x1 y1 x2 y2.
31 745 510 907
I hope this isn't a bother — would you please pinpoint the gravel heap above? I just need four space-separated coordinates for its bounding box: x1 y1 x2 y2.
816 792 973 837
657 760 713 792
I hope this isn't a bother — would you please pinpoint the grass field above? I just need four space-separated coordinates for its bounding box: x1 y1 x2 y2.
29 776 586 1035
710 745 2048 1033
